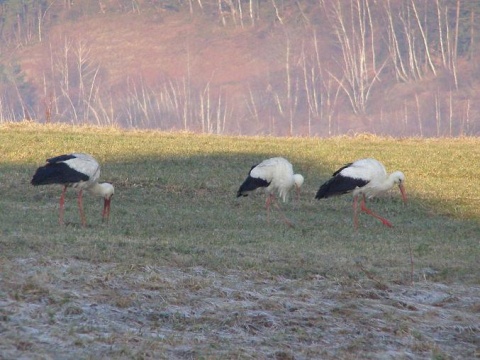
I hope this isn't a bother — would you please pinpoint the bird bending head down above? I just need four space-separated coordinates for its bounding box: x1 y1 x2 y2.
315 158 406 228
293 173 305 200
31 153 114 226
237 157 303 227
88 182 115 223
388 171 407 202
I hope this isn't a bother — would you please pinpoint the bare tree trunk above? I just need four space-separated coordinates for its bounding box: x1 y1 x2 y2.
270 0 284 25
415 93 423 137
237 0 244 28
465 98 471 134
452 0 460 89
435 93 441 136
399 4 422 80
365 0 375 73
385 0 408 81
448 91 453 136
326 0 384 114
218 0 227 26
436 0 447 67
285 36 292 134
249 0 255 26
469 8 475 62
410 0 436 76
443 5 451 68
246 85 260 126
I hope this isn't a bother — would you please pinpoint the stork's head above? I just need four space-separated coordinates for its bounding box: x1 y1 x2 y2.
391 171 407 203
100 183 114 223
293 174 304 200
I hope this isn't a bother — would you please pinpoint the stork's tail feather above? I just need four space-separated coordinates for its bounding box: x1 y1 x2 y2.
31 166 57 185
46 154 76 163
236 190 248 197
315 178 335 199
237 175 270 197
316 162 354 199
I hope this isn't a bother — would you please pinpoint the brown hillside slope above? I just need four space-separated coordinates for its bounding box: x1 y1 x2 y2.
7 1 480 136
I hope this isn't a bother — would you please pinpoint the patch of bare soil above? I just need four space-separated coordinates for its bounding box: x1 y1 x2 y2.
0 258 479 359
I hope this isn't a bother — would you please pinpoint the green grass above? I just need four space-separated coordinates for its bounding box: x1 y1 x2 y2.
1 122 479 285
1 122 480 359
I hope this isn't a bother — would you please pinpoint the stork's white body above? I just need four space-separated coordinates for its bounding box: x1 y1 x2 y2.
338 158 403 198
250 157 304 202
237 157 304 227
316 158 406 228
65 153 101 189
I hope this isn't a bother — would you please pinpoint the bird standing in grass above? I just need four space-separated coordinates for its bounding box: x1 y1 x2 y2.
237 157 304 227
315 158 406 228
31 153 114 226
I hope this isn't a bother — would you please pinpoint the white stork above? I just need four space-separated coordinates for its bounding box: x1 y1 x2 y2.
31 153 114 226
237 157 304 227
315 158 406 228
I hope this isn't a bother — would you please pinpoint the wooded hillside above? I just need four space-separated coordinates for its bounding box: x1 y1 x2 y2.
0 0 479 136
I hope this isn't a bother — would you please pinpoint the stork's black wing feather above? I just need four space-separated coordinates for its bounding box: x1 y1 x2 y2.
237 164 270 197
315 174 369 199
331 162 353 176
46 154 76 164
31 162 89 186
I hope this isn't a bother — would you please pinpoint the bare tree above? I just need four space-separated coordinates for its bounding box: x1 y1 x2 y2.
270 0 284 25
436 0 447 67
384 0 409 81
384 0 437 82
325 0 384 114
410 0 437 76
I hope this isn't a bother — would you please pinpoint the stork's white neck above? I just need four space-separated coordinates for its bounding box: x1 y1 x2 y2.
381 171 405 191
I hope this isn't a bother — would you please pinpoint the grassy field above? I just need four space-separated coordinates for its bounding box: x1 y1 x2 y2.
0 122 479 359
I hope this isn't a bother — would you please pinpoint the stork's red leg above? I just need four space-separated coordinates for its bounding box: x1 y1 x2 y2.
59 186 68 225
353 195 360 229
272 199 295 228
295 186 301 202
77 189 87 227
102 198 111 223
360 195 393 227
264 194 294 227
265 194 273 223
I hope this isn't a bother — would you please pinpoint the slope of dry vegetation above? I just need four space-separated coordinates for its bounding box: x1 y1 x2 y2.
1 0 480 136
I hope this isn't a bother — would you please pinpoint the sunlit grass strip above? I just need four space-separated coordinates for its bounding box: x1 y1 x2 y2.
1 121 479 219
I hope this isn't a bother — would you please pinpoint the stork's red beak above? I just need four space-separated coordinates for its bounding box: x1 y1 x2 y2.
102 197 111 223
399 184 407 204
295 185 301 202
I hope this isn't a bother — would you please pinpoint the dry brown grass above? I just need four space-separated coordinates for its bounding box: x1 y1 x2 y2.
1 258 479 359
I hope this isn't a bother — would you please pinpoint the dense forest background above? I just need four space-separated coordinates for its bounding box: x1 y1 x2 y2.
0 0 479 136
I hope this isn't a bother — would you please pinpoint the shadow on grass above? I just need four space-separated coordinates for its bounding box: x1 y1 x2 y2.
1 152 479 284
